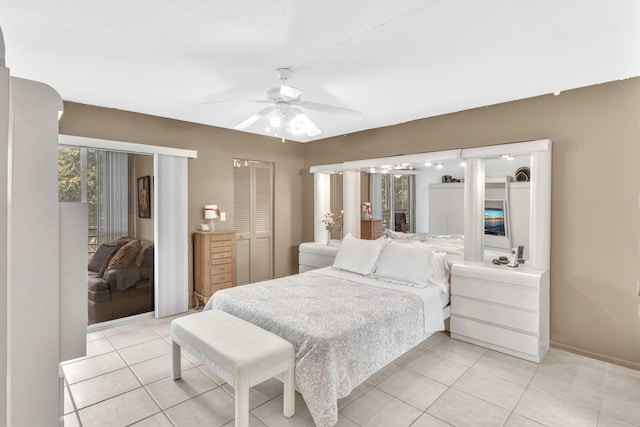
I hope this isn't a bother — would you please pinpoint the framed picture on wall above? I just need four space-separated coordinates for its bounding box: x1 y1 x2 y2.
138 176 151 218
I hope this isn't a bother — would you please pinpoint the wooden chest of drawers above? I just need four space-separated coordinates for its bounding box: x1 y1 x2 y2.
360 219 383 240
193 230 237 308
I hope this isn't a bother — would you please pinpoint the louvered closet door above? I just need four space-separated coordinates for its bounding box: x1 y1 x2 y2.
233 160 273 285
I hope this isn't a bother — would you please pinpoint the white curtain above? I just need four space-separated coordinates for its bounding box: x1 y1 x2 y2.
97 151 129 244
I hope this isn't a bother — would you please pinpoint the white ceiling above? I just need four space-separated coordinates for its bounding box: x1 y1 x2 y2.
1 0 638 143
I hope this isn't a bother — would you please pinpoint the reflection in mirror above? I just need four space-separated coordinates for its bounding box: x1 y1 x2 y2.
329 172 343 239
484 155 531 258
367 172 416 233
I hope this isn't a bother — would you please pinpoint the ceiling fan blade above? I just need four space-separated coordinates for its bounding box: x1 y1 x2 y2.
297 100 362 118
279 84 303 99
302 115 322 137
234 106 275 130
204 99 270 105
288 107 321 137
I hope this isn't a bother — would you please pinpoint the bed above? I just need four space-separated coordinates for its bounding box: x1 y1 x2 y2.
203 235 453 427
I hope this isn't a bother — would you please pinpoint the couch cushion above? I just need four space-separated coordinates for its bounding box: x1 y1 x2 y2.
88 274 110 293
106 239 141 271
134 239 154 266
88 244 120 274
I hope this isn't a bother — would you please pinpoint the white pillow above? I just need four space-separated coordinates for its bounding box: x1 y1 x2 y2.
374 241 450 292
424 234 464 244
332 234 386 275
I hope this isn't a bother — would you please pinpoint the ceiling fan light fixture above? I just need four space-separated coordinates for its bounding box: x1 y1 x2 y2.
269 116 281 127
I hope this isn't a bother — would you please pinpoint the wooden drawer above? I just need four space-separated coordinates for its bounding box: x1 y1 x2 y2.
210 233 233 242
451 315 539 357
451 295 539 333
452 276 539 311
211 272 233 285
211 251 232 262
211 241 232 251
211 262 233 274
210 282 232 295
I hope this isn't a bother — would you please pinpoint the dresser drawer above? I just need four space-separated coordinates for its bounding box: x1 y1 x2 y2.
211 272 233 285
451 316 539 356
452 276 539 311
211 251 232 263
451 295 538 333
211 262 233 274
211 241 232 253
210 233 234 242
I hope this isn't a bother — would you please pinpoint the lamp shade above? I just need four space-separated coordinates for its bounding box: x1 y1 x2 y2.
204 204 218 219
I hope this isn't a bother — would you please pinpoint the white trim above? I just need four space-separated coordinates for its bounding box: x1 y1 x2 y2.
342 149 461 171
59 134 197 158
461 139 551 159
309 163 344 174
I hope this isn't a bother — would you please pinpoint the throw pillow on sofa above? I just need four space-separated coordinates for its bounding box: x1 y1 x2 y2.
105 239 142 271
88 244 121 277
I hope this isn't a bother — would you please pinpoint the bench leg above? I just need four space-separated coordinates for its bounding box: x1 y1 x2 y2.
235 381 249 427
171 340 181 380
283 360 295 418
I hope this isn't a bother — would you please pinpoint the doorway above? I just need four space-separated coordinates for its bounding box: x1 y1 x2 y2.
233 159 274 285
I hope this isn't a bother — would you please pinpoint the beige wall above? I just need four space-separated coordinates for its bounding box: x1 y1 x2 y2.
303 77 640 369
60 103 305 300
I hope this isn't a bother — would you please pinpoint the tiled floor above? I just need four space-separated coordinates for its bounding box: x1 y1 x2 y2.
62 313 640 427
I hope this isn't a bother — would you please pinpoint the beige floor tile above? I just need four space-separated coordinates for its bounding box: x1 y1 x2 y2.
604 364 640 397
503 414 546 426
340 387 422 427
165 387 235 427
514 389 598 427
78 387 160 427
597 413 638 427
63 351 127 384
364 361 401 385
131 353 194 385
150 321 172 337
473 350 538 386
377 368 447 410
405 351 469 385
453 366 526 410
63 413 81 427
409 413 453 427
538 348 607 388
528 369 603 410
86 329 106 342
129 412 174 426
70 367 142 409
101 320 149 337
392 346 424 367
337 381 374 410
146 366 219 409
86 337 116 357
427 388 509 427
221 377 284 410
253 393 357 427
426 336 487 366
416 331 445 351
222 413 268 426
119 337 171 365
64 386 74 414
601 392 640 425
107 327 161 349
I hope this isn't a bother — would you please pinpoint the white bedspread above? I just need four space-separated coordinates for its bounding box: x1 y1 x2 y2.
203 267 446 427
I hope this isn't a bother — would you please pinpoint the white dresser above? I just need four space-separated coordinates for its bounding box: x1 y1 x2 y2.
298 242 339 273
450 262 549 362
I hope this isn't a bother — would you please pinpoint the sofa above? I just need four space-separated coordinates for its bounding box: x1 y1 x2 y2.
87 238 154 324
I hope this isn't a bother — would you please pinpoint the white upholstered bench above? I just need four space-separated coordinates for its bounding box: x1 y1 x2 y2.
170 310 295 427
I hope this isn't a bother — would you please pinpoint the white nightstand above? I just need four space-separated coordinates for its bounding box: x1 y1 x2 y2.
450 261 549 362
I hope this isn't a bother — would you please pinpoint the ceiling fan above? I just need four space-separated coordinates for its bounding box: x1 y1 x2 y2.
208 67 361 141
